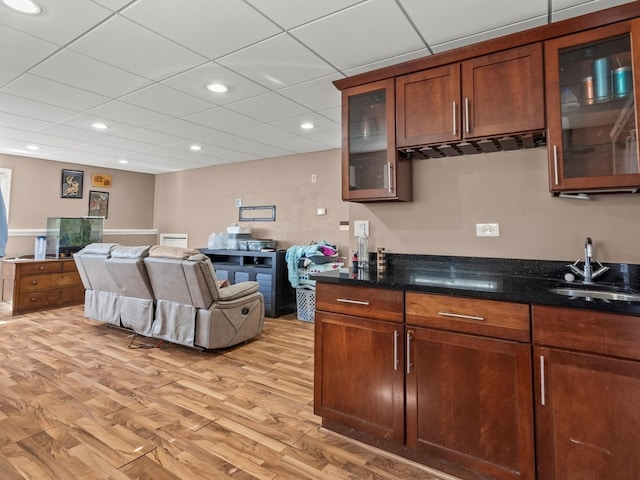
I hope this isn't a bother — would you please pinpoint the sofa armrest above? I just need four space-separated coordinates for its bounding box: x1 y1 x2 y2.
217 281 260 301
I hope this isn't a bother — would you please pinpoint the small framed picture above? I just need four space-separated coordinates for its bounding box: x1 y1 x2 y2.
88 190 109 218
91 173 112 188
61 169 84 198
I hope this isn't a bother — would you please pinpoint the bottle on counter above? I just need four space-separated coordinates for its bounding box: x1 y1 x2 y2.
357 224 369 270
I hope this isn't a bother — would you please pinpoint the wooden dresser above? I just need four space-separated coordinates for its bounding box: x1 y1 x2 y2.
1 258 85 315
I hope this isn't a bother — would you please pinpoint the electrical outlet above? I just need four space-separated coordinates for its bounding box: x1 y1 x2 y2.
354 220 369 237
476 223 500 237
311 174 317 183
235 198 242 207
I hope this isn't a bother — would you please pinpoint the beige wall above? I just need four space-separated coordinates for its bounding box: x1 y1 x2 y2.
357 147 640 263
3 145 640 264
0 153 156 257
153 149 351 255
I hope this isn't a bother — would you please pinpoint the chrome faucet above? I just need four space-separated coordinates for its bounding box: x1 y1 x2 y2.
567 237 609 284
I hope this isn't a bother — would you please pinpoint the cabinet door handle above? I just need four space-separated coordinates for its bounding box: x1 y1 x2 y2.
553 145 559 186
452 101 457 136
387 162 393 194
393 330 399 371
464 97 470 134
336 298 370 306
540 355 546 406
437 311 485 321
406 330 413 374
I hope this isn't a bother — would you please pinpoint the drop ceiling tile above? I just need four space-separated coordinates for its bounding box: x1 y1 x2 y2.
92 0 133 11
184 107 262 132
232 142 292 158
169 142 257 163
271 113 340 135
120 84 214 118
233 124 292 143
273 135 330 154
200 132 257 150
290 0 425 71
0 93 77 122
72 143 131 157
342 48 432 76
58 113 138 136
31 49 153 97
278 73 343 111
85 101 173 128
217 33 337 89
68 16 207 81
35 123 109 143
246 0 363 29
551 0 635 21
3 74 108 111
0 112 51 131
93 136 156 152
0 25 59 87
162 62 269 105
121 0 281 59
16 132 88 149
119 128 189 147
147 119 221 140
318 106 341 124
398 0 548 48
307 128 342 149
226 92 310 123
0 0 112 46
431 18 548 53
0 125 29 139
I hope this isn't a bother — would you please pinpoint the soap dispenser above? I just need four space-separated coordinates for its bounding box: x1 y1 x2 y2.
357 223 369 269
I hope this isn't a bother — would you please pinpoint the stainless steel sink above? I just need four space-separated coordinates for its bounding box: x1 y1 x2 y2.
550 287 640 302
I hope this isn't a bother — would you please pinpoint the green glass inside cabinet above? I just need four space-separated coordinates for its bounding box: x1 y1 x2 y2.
348 88 390 191
558 34 637 179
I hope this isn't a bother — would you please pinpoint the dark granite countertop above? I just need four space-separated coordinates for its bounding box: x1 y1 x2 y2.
311 254 640 316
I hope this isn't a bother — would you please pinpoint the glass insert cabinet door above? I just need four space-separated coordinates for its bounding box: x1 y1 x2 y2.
342 79 397 200
546 21 640 192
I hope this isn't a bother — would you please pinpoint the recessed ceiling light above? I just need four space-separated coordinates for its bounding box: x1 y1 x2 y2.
190 145 202 151
118 159 129 164
301 122 314 130
26 145 40 151
206 83 228 93
91 122 109 130
2 0 41 14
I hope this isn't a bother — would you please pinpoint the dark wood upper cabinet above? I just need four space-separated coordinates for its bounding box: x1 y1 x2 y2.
396 44 544 149
341 79 411 202
545 19 640 193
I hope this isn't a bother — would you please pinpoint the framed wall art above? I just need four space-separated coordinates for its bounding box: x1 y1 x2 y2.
61 169 84 198
88 190 109 218
91 173 112 188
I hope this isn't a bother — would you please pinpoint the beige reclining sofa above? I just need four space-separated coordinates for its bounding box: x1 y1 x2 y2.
74 243 265 349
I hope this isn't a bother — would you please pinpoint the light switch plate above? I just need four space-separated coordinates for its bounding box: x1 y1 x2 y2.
354 220 369 237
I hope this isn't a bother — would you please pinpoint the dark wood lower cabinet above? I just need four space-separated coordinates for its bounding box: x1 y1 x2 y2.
406 327 535 480
533 304 640 480
314 311 405 444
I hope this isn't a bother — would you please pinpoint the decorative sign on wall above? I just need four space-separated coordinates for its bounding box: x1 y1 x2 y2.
239 205 276 222
61 169 84 198
88 191 109 218
91 173 112 188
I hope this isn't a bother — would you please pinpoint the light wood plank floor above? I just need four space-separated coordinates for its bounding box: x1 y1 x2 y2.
0 305 456 480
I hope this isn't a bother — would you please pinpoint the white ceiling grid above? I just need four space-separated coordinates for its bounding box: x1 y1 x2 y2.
0 0 634 174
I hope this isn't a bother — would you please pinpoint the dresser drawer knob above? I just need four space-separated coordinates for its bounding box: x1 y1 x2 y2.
31 280 38 285
39 266 45 271
30 297 36 302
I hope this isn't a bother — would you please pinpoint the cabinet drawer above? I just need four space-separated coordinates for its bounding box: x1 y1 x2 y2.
18 271 81 292
406 292 530 342
316 283 403 323
16 285 84 313
18 261 64 276
533 305 640 361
